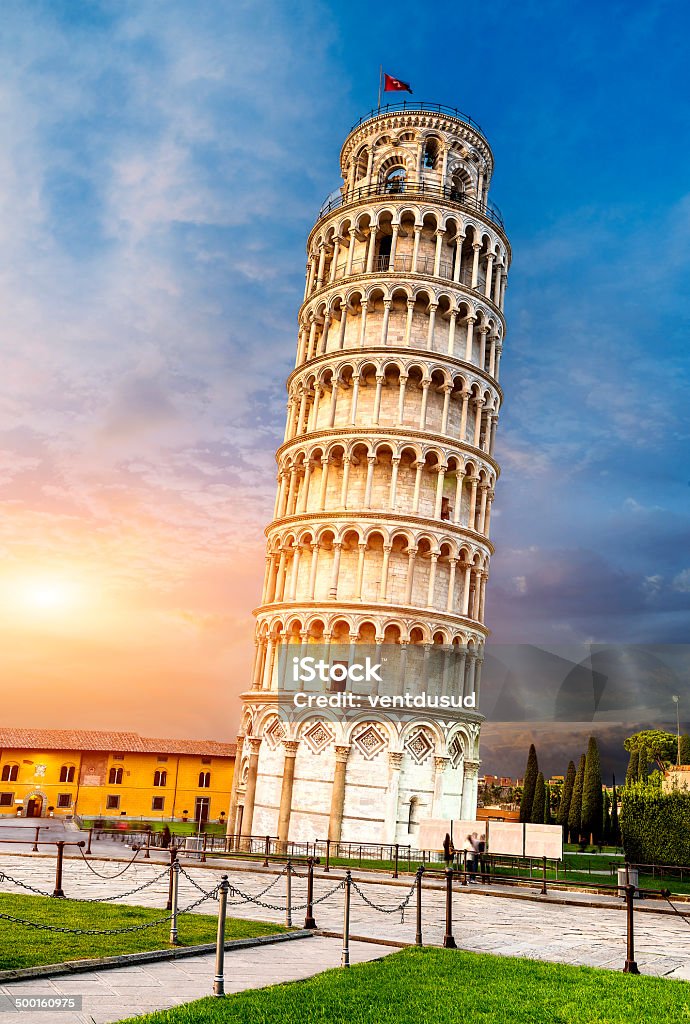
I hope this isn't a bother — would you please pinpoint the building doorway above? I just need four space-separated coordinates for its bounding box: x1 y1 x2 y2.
26 796 43 818
194 797 210 830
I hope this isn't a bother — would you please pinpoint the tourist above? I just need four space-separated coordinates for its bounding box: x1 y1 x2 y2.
442 832 455 868
477 833 488 882
160 825 171 849
463 834 477 881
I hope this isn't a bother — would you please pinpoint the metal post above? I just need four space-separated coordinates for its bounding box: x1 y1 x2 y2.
415 865 424 946
201 832 207 863
53 841 66 898
325 837 331 872
304 858 316 929
33 827 40 853
443 867 456 948
86 828 93 855
461 849 467 886
145 830 151 860
166 847 178 910
541 855 547 896
393 843 399 879
213 875 230 996
623 883 640 974
341 870 351 967
264 835 270 867
286 858 293 927
169 861 180 945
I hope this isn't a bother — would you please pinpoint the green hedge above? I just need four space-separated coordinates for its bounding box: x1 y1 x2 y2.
621 785 690 866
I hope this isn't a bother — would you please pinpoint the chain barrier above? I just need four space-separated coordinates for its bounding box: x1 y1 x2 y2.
0 863 170 904
0 870 53 898
0 887 219 935
350 877 417 923
223 875 345 912
663 894 690 929
78 847 141 878
179 865 287 905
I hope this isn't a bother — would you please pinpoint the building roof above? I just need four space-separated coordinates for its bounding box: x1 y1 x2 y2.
0 728 235 758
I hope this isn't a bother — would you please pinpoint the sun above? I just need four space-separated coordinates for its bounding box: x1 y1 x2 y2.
19 577 81 614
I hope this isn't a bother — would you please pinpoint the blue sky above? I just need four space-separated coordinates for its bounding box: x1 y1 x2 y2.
0 0 688 769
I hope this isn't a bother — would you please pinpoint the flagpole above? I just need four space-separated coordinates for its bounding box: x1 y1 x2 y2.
377 64 382 110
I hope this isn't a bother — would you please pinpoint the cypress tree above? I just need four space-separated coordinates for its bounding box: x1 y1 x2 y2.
603 789 611 843
582 736 604 843
611 775 620 846
679 734 690 766
520 744 539 823
543 782 551 824
625 749 639 787
557 760 576 832
568 753 586 843
530 772 546 824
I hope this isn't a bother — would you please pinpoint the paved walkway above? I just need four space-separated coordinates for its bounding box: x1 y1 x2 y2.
2 852 690 978
0 936 389 1024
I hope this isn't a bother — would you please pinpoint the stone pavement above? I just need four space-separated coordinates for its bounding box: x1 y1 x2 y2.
0 935 389 1024
2 852 690 982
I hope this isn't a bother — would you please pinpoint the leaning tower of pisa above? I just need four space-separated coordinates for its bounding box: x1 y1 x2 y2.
227 102 510 847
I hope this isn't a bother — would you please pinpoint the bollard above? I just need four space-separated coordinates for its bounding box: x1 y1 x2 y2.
285 859 293 927
325 837 331 872
53 841 66 898
264 835 270 868
86 828 93 855
213 875 230 996
201 832 207 864
32 827 40 853
540 855 548 896
623 883 640 974
461 849 467 886
169 861 181 945
415 865 424 946
145 830 151 860
304 858 317 929
166 847 178 911
443 868 456 949
341 870 351 967
393 843 399 879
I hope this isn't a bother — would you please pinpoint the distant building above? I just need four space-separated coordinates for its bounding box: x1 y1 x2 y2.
663 766 690 793
0 729 235 823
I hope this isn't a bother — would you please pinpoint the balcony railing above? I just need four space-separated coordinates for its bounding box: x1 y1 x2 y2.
350 101 485 137
328 254 484 291
318 180 504 231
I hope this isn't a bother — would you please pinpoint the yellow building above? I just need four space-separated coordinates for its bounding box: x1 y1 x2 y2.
0 728 235 824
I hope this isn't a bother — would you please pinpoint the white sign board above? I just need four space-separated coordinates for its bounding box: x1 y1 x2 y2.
452 820 484 849
524 823 563 860
417 819 453 852
486 821 524 856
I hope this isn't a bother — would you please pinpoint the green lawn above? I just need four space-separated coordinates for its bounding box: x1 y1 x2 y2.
81 819 227 837
118 946 690 1024
0 893 287 971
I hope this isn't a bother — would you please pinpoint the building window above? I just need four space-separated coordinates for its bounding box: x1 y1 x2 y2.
59 765 75 783
201 757 212 765
57 793 72 808
106 795 120 810
1 764 18 782
198 771 211 789
0 792 13 806
153 770 167 787
152 796 165 811
383 167 406 194
157 756 168 763
112 754 124 760
408 797 419 833
108 767 123 785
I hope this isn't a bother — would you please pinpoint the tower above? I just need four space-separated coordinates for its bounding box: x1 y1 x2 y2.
228 101 510 846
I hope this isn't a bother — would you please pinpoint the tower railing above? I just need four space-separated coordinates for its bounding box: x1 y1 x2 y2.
317 180 504 231
350 101 485 136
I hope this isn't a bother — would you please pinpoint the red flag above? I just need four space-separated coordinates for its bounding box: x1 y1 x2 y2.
384 73 412 94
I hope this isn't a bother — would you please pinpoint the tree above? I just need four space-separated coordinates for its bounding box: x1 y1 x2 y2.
531 772 546 824
611 774 620 846
679 734 690 765
624 730 677 771
557 760 576 832
625 749 639 787
520 744 538 823
603 789 612 843
543 782 552 824
638 744 648 781
582 736 604 843
568 753 586 843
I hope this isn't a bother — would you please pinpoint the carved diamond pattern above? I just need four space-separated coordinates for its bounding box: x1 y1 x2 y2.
448 735 464 768
264 717 286 751
353 723 387 760
405 728 434 765
303 722 333 755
